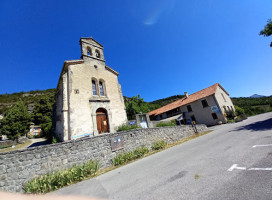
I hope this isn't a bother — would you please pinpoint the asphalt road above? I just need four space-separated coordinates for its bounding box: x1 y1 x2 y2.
52 112 272 200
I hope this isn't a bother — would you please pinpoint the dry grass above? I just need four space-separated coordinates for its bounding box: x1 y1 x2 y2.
167 130 212 149
0 139 32 153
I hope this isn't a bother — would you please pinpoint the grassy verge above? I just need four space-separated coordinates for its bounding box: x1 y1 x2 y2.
23 160 99 194
112 130 212 167
166 130 212 148
0 144 13 149
113 146 150 166
0 139 32 153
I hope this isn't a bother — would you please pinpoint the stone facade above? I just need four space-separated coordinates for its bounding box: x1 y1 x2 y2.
54 37 127 141
0 125 208 193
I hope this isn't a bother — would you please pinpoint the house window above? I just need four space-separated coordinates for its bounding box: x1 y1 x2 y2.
187 105 192 112
221 93 226 102
99 81 104 96
212 113 218 120
201 99 209 108
191 115 196 123
95 50 101 58
92 80 97 95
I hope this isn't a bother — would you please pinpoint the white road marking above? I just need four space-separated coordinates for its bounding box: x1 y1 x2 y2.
252 144 272 148
228 164 246 171
248 168 272 171
228 164 272 171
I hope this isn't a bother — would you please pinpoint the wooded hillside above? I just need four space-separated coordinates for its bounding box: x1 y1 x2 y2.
0 89 271 122
0 89 55 114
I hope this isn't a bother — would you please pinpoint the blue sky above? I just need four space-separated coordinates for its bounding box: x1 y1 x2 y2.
0 0 271 101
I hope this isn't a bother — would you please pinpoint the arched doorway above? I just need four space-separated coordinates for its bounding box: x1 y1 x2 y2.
96 108 109 134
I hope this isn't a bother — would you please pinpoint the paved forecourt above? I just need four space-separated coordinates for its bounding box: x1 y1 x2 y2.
52 112 272 200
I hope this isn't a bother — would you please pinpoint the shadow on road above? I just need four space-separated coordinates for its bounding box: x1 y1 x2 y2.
234 118 272 132
27 140 48 148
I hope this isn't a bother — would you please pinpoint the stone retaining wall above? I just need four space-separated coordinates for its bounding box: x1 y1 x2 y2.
0 125 207 193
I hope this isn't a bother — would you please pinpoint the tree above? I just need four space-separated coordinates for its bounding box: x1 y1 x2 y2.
259 19 272 47
31 96 54 138
125 95 160 120
235 106 245 116
0 100 30 140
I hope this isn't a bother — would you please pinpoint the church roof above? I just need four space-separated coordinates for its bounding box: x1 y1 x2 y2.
148 83 227 116
105 65 119 76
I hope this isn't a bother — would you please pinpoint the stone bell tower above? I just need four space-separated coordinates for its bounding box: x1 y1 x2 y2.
79 37 105 62
54 37 127 141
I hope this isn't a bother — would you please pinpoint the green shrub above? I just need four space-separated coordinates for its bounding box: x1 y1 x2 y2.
156 122 176 127
235 115 248 122
227 119 235 123
152 140 167 150
235 106 245 116
113 146 150 166
23 160 99 194
117 124 140 132
225 110 235 120
51 135 61 144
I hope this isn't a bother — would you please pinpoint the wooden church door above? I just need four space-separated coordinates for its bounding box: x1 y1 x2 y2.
96 108 109 133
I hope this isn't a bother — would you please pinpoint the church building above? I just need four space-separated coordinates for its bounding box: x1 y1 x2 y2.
54 37 127 141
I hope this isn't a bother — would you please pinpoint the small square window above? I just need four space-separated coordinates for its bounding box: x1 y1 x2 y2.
187 105 192 112
74 89 79 94
201 99 209 108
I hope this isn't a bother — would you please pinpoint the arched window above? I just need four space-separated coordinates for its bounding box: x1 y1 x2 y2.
99 81 104 96
87 47 92 56
92 80 97 95
95 50 101 58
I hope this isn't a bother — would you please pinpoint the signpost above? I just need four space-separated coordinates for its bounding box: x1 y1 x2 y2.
110 136 124 151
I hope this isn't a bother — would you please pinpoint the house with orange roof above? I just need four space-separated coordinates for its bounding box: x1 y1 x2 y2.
148 83 235 126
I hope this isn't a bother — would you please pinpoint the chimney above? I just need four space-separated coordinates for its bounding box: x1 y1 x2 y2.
184 92 189 98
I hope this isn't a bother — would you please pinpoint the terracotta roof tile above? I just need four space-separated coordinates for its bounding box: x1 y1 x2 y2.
148 83 221 116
